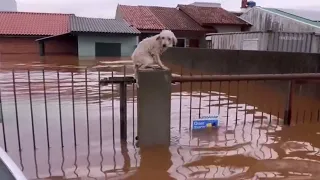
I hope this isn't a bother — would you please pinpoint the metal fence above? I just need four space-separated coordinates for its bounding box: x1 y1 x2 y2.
1 67 320 179
206 31 320 53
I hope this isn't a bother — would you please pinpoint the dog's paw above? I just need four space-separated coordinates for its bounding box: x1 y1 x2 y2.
152 66 162 70
162 66 169 70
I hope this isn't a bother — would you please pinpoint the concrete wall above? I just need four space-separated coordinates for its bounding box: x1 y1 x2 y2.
77 34 138 57
162 47 320 98
162 47 320 74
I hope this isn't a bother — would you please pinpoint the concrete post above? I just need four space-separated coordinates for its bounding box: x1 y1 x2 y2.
137 69 171 147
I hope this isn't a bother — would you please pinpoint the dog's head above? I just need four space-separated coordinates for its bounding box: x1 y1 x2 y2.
156 30 177 48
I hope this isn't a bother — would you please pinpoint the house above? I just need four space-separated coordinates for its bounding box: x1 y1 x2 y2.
38 16 140 58
240 5 320 33
205 0 320 53
0 11 140 58
115 2 250 48
0 11 74 55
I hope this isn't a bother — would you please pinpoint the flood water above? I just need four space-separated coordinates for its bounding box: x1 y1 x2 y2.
1 54 320 179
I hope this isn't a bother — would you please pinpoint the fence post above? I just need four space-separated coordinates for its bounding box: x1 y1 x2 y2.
284 80 293 125
137 69 171 147
120 82 127 141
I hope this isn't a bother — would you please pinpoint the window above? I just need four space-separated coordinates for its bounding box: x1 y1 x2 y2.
176 38 186 47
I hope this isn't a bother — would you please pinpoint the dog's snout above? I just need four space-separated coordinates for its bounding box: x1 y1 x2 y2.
163 44 167 47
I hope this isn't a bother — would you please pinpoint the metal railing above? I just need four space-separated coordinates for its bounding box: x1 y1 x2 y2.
1 67 320 179
100 73 320 131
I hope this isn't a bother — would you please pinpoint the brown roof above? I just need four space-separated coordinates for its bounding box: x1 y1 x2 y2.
0 11 72 36
148 6 208 31
117 5 165 30
177 4 248 26
117 5 213 31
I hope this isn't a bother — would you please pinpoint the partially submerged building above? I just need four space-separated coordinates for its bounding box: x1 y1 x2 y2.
116 2 250 48
0 11 140 58
206 0 320 53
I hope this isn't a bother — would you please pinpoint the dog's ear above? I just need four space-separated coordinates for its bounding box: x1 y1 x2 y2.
156 35 160 41
173 36 177 46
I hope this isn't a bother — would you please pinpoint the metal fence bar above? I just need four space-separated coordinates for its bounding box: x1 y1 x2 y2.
132 80 135 142
42 70 50 148
120 66 128 141
198 74 203 118
226 81 230 126
111 71 115 145
208 81 212 114
71 72 77 147
171 73 320 82
100 73 320 84
284 81 293 125
244 80 248 125
235 81 240 125
179 67 183 132
85 69 90 146
0 89 7 152
261 81 265 125
120 80 128 141
98 71 102 146
218 81 222 114
57 70 64 148
189 72 193 130
27 70 36 150
12 69 22 151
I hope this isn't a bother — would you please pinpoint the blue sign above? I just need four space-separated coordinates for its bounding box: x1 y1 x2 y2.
192 115 219 130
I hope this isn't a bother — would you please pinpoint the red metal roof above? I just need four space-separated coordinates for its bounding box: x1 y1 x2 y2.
117 5 165 30
117 5 215 31
148 6 209 31
177 5 248 26
0 11 72 36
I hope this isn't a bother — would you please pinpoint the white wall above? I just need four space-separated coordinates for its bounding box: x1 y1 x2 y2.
77 34 138 58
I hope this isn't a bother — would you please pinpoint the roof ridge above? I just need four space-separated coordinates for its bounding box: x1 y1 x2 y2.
0 11 74 16
145 6 166 29
177 4 203 26
259 7 320 28
177 4 222 9
119 4 175 9
271 8 316 22
73 16 122 21
118 4 166 29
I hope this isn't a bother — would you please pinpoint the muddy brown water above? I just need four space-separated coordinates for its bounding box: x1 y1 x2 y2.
1 54 320 179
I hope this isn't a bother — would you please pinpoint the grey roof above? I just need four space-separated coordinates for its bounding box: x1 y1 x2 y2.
70 16 140 34
262 7 320 28
277 8 320 22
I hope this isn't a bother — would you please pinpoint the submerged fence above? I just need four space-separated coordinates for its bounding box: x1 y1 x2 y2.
1 66 320 179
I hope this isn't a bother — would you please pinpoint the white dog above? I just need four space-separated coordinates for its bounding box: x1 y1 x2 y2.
131 30 177 88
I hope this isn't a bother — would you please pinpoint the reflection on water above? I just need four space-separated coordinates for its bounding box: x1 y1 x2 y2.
0 54 320 179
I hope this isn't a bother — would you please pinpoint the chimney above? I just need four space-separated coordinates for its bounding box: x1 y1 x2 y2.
241 0 247 8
